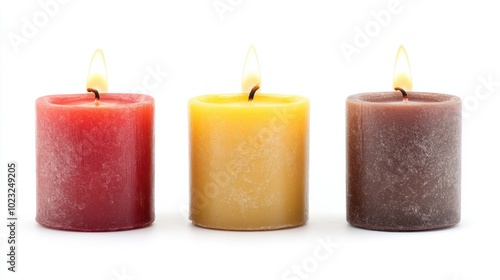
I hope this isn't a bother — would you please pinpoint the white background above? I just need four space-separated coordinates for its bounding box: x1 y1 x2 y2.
1 0 500 279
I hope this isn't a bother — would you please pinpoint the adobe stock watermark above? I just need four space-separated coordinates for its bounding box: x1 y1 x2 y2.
130 64 170 94
281 235 340 280
462 74 500 120
72 64 169 164
179 202 190 222
189 105 299 217
212 0 243 21
74 128 95 165
109 267 134 280
339 0 410 64
7 0 70 54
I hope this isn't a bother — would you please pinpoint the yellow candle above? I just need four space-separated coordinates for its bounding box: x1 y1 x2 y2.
189 93 309 230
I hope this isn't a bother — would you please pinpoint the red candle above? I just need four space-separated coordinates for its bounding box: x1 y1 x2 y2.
36 50 155 231
346 46 461 231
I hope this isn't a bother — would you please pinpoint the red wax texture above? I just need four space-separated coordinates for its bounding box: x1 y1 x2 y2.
36 94 154 231
346 92 461 231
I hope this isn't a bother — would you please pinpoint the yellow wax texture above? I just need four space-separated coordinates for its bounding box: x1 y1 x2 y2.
189 94 309 230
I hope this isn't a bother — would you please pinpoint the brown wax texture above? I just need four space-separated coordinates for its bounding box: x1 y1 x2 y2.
346 92 461 231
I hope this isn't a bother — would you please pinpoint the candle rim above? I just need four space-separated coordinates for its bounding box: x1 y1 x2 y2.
347 91 461 105
189 93 308 107
36 93 154 108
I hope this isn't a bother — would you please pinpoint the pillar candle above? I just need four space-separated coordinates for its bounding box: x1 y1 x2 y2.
189 93 309 230
36 93 154 231
346 91 461 231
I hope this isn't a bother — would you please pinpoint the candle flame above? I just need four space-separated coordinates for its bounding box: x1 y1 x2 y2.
241 45 261 94
86 49 108 94
393 45 412 91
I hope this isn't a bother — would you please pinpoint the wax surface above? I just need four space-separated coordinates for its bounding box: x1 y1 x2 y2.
346 92 461 231
36 94 154 231
189 94 309 230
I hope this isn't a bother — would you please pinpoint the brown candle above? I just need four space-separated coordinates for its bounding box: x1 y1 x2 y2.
346 91 461 231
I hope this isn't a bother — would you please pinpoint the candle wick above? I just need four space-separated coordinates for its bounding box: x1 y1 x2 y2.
394 87 408 102
248 84 260 101
87 88 100 101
